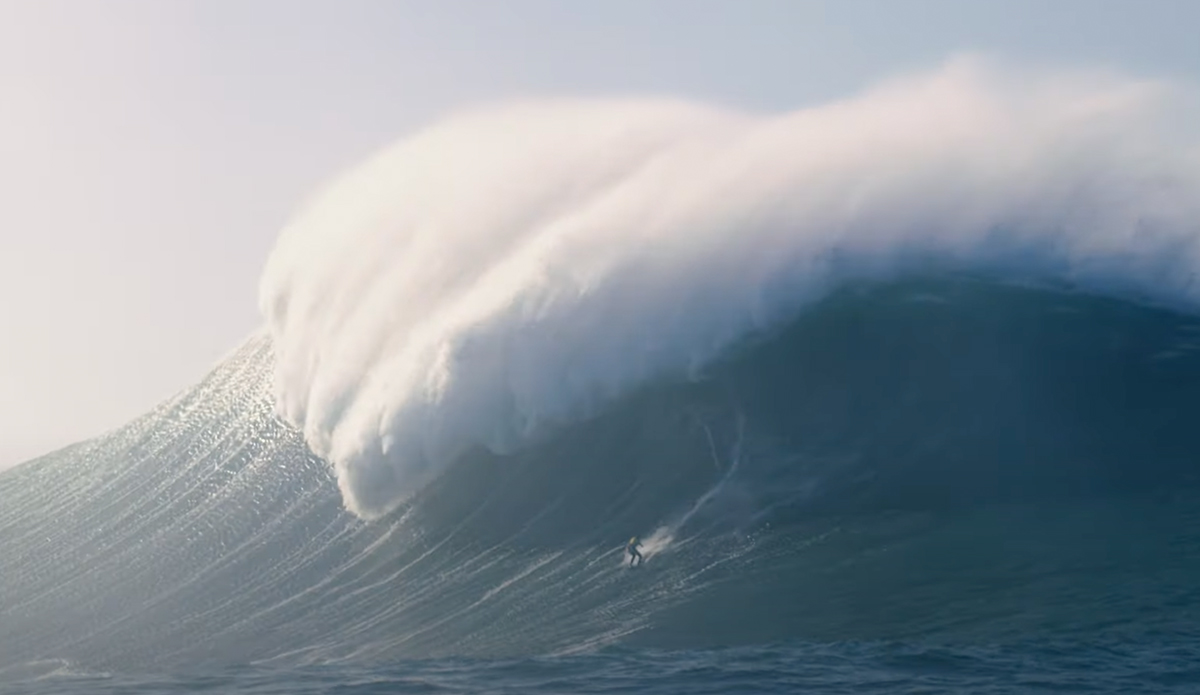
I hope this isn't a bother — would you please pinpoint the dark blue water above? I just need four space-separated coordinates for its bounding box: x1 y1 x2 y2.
4 277 1200 692
6 640 1200 694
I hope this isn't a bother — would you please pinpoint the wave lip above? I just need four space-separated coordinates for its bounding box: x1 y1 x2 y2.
259 56 1200 519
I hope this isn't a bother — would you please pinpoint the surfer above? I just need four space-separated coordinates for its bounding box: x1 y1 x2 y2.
626 536 644 567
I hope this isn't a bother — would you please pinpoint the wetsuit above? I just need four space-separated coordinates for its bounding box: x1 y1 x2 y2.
627 537 644 566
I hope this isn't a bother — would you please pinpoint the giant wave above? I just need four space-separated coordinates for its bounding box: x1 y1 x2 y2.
3 58 1200 673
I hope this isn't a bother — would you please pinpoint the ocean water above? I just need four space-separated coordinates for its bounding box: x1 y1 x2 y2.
6 62 1200 692
6 639 1200 694
5 279 1200 693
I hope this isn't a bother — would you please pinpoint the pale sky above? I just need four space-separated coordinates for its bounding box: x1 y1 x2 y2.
1 0 1197 468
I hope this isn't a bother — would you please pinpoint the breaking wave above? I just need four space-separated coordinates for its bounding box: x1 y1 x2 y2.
3 58 1200 673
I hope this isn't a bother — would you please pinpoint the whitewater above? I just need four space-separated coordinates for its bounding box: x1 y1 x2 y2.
261 56 1200 519
4 58 1200 693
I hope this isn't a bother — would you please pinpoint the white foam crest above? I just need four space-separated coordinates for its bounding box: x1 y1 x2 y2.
260 56 1200 519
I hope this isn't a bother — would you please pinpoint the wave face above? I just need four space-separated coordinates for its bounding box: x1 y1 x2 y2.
4 277 1200 672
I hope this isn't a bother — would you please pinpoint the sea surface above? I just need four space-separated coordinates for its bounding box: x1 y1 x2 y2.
6 639 1200 694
